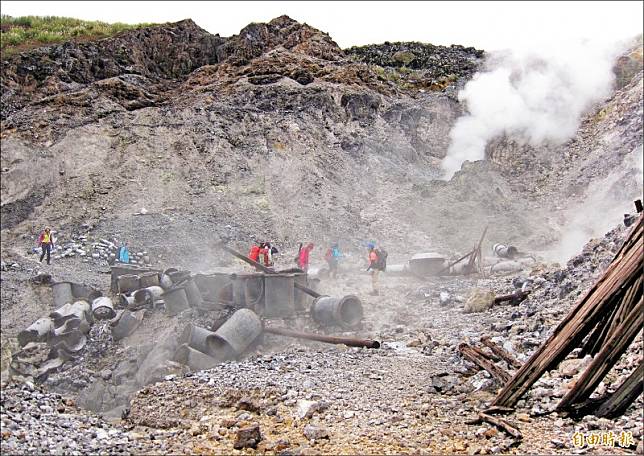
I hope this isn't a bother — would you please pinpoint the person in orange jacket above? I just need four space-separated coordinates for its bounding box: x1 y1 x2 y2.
38 227 55 265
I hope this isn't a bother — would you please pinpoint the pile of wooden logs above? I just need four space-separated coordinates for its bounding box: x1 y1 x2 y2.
491 208 643 418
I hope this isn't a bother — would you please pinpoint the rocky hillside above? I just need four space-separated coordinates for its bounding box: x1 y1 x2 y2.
0 16 641 264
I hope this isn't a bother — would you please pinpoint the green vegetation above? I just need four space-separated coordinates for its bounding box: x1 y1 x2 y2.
1 15 154 56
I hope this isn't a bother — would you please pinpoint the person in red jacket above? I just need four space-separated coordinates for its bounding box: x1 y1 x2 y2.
248 242 261 263
38 227 55 265
298 243 314 272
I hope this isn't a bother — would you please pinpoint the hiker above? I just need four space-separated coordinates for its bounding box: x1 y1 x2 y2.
248 242 261 263
118 242 130 264
366 243 387 296
38 227 55 265
298 243 315 272
325 242 341 278
261 242 276 267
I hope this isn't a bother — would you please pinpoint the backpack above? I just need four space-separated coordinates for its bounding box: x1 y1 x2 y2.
375 248 388 271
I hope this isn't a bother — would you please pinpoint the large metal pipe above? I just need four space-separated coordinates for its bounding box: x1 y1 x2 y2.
210 308 263 360
310 295 363 329
264 326 380 349
220 244 321 298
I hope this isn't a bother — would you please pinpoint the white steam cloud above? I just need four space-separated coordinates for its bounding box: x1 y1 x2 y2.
441 39 622 179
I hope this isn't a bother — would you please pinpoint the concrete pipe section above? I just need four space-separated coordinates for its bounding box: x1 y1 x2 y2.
173 344 220 371
493 243 519 259
92 297 116 320
159 274 173 290
110 265 151 293
179 324 219 358
111 309 145 342
311 295 363 329
132 286 164 308
50 301 92 330
162 287 190 316
231 273 264 310
71 282 92 301
117 274 141 295
177 278 203 308
263 273 295 317
17 317 54 347
116 293 135 308
210 308 263 360
194 273 231 302
52 281 74 308
139 272 160 288
409 253 447 276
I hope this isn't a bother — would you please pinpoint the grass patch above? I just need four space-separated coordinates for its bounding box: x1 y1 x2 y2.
1 15 154 57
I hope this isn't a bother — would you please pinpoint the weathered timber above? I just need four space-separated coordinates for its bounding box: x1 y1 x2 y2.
582 274 641 356
595 361 644 418
493 290 530 306
459 343 511 384
470 344 502 363
478 412 522 440
436 249 476 276
466 225 488 274
493 217 642 407
481 336 522 369
481 405 516 416
557 296 643 411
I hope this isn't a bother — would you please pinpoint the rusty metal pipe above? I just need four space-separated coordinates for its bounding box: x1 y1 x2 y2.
220 244 322 298
264 326 380 349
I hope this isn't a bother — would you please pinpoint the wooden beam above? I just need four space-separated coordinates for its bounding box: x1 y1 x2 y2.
478 412 522 440
459 343 511 384
557 296 643 411
595 361 644 418
481 336 522 369
493 218 642 407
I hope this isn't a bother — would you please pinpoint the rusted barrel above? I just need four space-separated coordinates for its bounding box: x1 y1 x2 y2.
493 243 518 259
52 281 74 308
210 309 263 360
162 287 190 316
310 295 363 329
118 274 140 294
